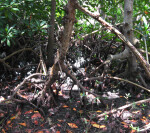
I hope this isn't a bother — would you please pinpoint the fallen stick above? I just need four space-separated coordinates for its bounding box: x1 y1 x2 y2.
11 73 45 98
97 98 150 118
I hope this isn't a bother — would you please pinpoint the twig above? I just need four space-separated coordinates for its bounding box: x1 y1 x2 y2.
97 98 150 118
11 73 45 98
3 48 35 61
109 76 150 93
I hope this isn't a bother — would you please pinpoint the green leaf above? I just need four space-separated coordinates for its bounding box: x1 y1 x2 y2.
7 39 11 46
12 8 19 11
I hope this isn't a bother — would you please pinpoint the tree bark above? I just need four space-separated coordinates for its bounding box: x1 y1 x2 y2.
40 0 76 105
123 0 137 78
47 0 56 67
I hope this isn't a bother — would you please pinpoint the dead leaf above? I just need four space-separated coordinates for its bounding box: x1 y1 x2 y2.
18 123 27 127
68 123 78 128
34 111 39 113
73 108 76 111
31 113 42 119
10 116 16 120
92 123 106 129
7 120 11 125
121 122 127 125
24 110 33 114
34 120 39 125
96 110 102 113
57 124 61 127
62 105 69 108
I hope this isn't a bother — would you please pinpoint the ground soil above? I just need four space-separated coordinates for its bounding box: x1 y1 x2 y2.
0 78 150 133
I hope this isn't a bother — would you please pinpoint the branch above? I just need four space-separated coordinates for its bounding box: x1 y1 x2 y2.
109 76 150 93
97 98 150 118
3 48 35 61
0 48 38 70
11 73 45 98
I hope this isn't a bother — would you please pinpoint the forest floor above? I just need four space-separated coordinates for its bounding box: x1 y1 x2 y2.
0 77 150 133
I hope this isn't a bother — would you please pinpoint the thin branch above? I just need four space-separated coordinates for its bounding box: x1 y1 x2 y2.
11 73 45 98
3 48 36 61
109 76 150 93
97 98 150 118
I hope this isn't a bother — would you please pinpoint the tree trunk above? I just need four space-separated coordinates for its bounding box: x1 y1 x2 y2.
47 0 56 68
39 0 76 107
123 0 137 79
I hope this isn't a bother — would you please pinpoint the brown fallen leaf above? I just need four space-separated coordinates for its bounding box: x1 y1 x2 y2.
33 120 39 125
96 110 102 113
92 123 106 129
10 116 16 120
18 123 27 127
62 105 69 108
68 123 78 128
24 110 33 114
73 108 76 111
6 120 11 125
57 124 61 127
31 113 42 119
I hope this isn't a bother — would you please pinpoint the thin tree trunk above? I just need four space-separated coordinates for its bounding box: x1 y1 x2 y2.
47 0 56 67
40 0 76 106
123 0 137 79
